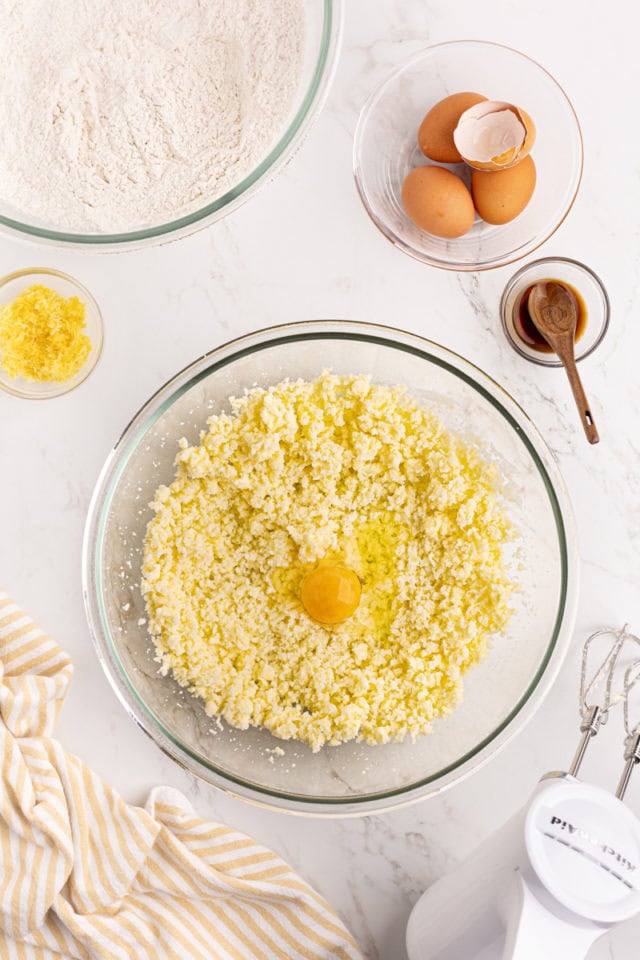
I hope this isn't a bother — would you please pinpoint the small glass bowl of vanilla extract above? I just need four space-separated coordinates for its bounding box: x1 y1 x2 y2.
501 257 610 367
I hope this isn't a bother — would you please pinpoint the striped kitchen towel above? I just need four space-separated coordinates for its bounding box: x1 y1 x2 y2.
0 592 362 960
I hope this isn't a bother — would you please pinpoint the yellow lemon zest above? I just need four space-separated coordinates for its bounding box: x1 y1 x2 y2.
0 284 91 382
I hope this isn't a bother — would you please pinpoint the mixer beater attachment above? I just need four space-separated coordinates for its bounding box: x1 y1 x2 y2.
616 657 640 799
569 624 640 788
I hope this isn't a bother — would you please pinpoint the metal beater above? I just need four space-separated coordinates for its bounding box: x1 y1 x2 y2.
568 624 640 794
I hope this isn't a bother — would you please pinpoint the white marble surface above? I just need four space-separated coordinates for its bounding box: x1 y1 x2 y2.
2 2 640 957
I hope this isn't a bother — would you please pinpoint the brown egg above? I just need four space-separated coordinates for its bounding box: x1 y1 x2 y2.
418 92 487 163
471 155 536 225
402 166 475 238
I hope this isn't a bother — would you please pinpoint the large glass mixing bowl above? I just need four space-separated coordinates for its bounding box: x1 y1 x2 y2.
83 321 579 815
0 2 341 250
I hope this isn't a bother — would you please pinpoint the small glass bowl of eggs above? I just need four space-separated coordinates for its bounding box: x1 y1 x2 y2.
353 40 583 272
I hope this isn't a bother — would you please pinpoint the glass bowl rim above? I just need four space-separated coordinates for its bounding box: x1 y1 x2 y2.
0 0 342 248
0 266 104 399
352 38 584 272
82 319 579 815
500 256 611 367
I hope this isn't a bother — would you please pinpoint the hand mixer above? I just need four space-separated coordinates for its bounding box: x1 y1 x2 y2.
406 626 640 960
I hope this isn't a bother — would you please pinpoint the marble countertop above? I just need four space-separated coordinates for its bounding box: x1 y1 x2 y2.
2 2 640 957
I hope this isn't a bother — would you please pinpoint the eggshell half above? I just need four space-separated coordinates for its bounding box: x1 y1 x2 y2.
471 155 537 224
418 92 487 163
453 101 536 171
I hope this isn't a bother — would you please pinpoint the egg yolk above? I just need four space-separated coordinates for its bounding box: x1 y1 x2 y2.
301 565 362 625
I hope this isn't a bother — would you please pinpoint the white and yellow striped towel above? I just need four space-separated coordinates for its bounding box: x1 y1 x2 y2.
0 593 362 960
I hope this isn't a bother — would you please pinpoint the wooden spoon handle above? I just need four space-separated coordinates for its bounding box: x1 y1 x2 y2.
563 352 600 444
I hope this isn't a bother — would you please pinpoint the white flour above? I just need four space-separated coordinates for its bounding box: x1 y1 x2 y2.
0 0 304 232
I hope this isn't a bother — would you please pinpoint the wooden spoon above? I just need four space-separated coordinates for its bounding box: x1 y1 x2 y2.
527 281 600 444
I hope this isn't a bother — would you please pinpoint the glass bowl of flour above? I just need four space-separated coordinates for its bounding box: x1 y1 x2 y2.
0 0 341 249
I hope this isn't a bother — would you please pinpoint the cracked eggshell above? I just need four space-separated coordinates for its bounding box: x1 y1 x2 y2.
453 101 536 171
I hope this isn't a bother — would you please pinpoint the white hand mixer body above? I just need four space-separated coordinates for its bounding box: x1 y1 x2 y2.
407 774 640 960
406 627 640 960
